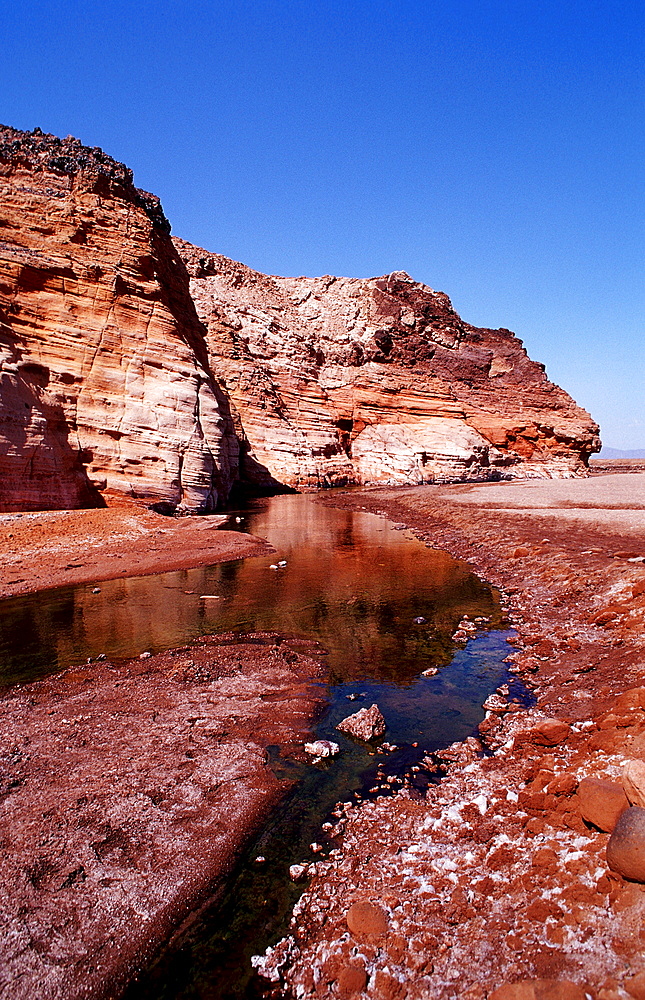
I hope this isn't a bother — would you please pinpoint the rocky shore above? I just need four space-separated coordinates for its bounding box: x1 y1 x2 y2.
254 472 645 999
0 631 325 1000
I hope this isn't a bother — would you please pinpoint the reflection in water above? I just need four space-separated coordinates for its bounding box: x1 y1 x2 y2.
0 496 501 688
0 495 520 1000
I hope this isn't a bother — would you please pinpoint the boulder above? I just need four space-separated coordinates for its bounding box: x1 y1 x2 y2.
337 965 368 996
607 806 645 882
577 776 629 832
623 760 645 807
336 704 386 741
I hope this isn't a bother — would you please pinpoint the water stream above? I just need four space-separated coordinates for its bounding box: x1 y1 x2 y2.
0 494 524 998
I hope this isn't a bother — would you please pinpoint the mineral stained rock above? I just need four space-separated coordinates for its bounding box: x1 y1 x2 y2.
0 124 600 514
176 238 600 491
0 126 239 512
336 703 386 740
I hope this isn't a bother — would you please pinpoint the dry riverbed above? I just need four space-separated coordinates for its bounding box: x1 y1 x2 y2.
253 473 645 1000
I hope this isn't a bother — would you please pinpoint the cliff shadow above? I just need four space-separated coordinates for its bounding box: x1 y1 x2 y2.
0 364 106 512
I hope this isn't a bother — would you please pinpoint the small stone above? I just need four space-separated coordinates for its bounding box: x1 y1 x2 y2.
483 693 510 714
623 760 645 807
607 806 645 882
413 616 426 624
346 900 388 938
288 864 308 882
139 651 152 659
336 704 386 741
337 965 368 996
577 776 629 832
304 740 340 757
91 587 101 594
254 856 266 865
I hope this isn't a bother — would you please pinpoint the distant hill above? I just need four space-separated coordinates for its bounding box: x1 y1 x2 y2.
595 447 645 459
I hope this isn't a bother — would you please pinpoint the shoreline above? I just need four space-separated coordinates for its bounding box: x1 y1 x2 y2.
0 631 326 1000
255 473 645 998
0 501 273 601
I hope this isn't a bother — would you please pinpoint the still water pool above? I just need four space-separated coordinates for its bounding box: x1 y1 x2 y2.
0 495 524 998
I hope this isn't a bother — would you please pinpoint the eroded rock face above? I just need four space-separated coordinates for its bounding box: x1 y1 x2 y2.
0 124 600 513
176 238 600 491
0 126 238 512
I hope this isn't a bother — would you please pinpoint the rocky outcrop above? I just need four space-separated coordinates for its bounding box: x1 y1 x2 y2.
0 126 238 512
177 238 600 491
0 124 600 514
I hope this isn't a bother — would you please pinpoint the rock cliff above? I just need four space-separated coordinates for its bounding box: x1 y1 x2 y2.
176 240 600 491
0 125 599 514
0 126 238 512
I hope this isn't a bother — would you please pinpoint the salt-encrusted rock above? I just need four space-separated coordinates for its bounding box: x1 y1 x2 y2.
623 760 645 807
336 704 386 741
483 693 510 714
304 740 340 758
489 981 587 1000
607 806 645 882
345 900 389 938
577 776 630 832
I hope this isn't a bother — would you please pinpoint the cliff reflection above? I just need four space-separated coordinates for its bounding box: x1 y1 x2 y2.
0 495 501 687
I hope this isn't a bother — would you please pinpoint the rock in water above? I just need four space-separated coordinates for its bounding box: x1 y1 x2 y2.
336 704 386 741
607 806 645 882
0 126 238 513
177 238 600 491
304 740 340 758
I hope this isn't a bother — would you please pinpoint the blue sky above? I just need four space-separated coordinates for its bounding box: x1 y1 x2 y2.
3 0 643 449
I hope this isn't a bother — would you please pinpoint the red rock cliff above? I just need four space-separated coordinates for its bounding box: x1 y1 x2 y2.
0 125 600 513
0 126 238 512
176 239 600 490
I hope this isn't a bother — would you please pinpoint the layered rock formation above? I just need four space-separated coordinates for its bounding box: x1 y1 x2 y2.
177 238 600 490
0 126 238 512
0 124 599 514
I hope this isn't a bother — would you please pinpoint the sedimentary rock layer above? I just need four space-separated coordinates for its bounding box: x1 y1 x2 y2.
0 126 238 512
0 124 599 514
177 238 599 490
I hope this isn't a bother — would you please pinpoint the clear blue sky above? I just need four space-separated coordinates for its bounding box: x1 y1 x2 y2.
3 0 643 449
